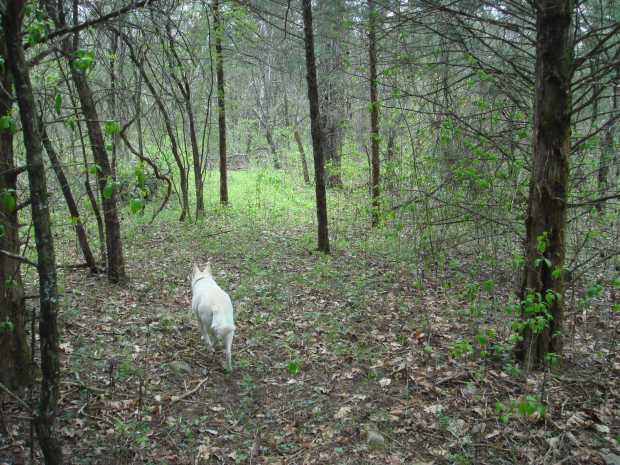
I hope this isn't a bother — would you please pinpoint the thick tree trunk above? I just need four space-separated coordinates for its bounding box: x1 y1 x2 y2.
302 0 330 254
214 0 229 205
517 0 574 371
41 124 98 272
0 39 30 390
368 0 380 226
3 4 63 463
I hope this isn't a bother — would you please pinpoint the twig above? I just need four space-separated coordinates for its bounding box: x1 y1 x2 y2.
35 0 154 47
0 249 37 268
61 380 108 394
0 381 31 409
171 377 209 404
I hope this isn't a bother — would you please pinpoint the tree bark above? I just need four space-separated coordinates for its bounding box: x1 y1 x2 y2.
284 92 310 184
46 1 126 282
317 0 345 188
163 25 205 217
0 39 30 390
69 64 126 283
517 0 574 371
3 3 63 462
368 0 381 226
41 124 98 272
214 0 229 205
302 0 330 254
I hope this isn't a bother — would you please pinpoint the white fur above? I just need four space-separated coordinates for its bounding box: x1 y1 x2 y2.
191 263 235 371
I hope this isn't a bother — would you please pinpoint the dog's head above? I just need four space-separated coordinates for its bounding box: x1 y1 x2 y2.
190 262 212 287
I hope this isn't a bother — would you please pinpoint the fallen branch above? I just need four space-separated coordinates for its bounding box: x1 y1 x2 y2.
171 377 209 404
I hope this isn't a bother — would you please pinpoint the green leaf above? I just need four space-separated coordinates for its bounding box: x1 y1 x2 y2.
104 120 121 136
1 190 16 212
0 115 16 134
134 162 146 187
54 94 62 115
72 49 95 72
64 116 76 131
287 360 301 376
0 320 15 334
129 198 144 214
88 164 101 175
102 176 114 200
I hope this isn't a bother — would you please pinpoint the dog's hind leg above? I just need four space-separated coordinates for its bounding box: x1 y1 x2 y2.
200 320 214 350
223 331 233 371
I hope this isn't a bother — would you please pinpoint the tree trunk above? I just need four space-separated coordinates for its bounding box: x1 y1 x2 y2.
163 26 205 218
41 124 98 273
69 64 126 283
517 0 574 371
0 39 30 391
214 0 229 205
3 4 63 463
368 0 381 227
597 57 618 212
46 1 126 283
186 88 205 217
264 126 281 170
55 53 107 264
294 129 310 184
284 92 310 184
302 0 330 254
317 0 345 188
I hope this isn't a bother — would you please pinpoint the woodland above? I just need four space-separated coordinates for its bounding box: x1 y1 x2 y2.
0 0 619 464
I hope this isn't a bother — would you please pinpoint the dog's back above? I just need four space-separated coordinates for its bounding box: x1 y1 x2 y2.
193 278 235 334
191 264 235 370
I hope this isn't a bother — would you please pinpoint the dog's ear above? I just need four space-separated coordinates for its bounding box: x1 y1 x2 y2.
204 261 212 275
193 264 200 275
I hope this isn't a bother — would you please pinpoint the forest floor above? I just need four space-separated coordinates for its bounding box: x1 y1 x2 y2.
2 213 620 465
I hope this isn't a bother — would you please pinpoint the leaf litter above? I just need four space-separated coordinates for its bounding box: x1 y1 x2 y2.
2 219 619 465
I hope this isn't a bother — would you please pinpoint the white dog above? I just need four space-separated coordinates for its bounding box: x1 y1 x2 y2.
190 263 235 371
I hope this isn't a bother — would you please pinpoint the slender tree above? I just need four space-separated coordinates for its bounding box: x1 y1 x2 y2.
3 2 63 462
214 0 229 205
44 1 126 282
302 0 330 253
0 38 30 390
368 0 380 226
284 92 310 184
162 22 206 217
41 123 98 273
517 0 574 370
